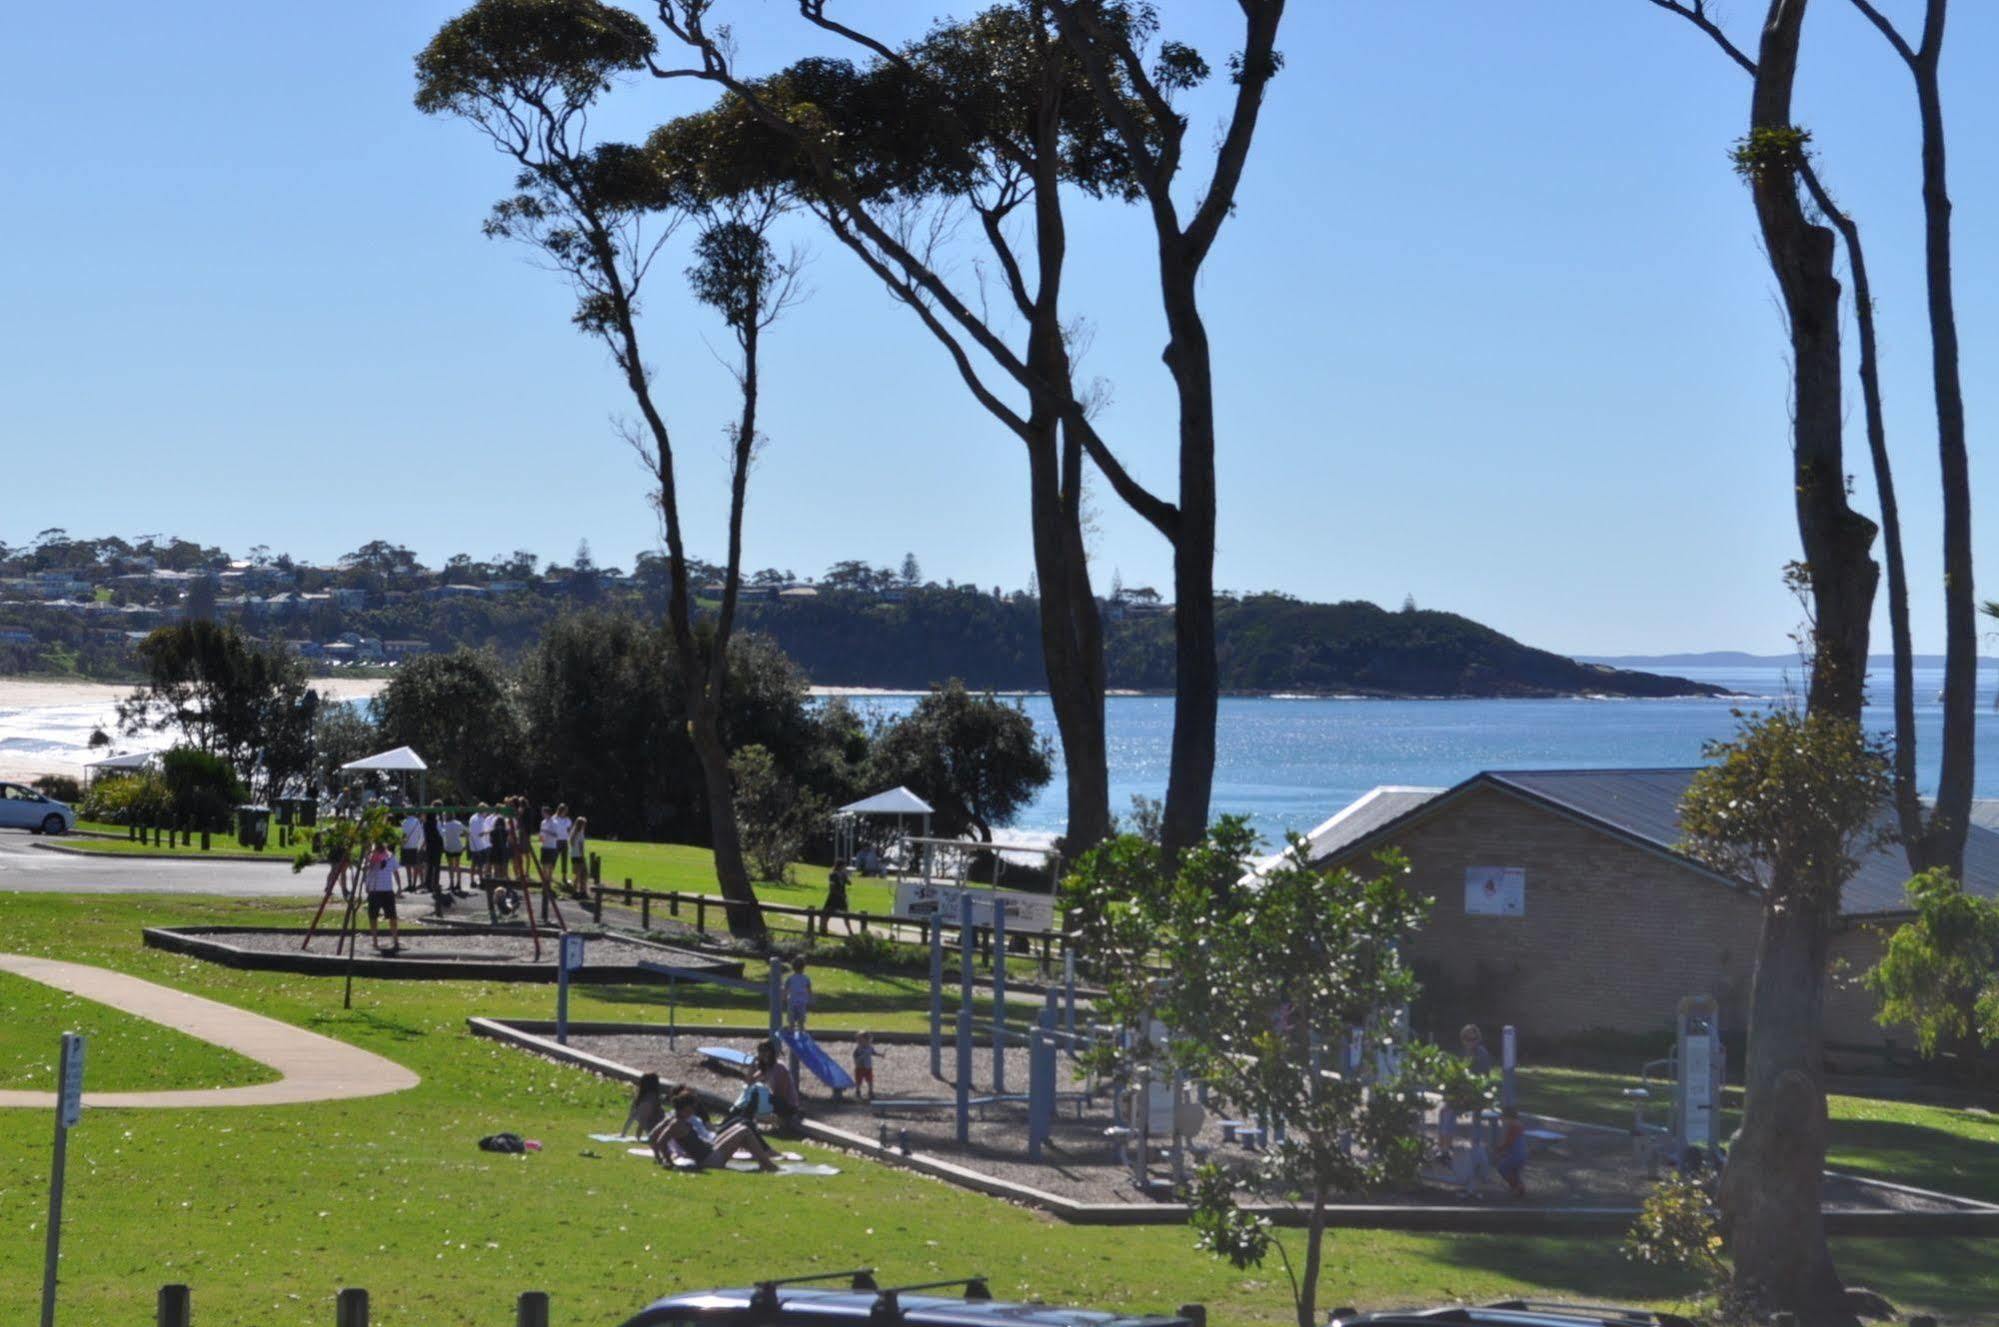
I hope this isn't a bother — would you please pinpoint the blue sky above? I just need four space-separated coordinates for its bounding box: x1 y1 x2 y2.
5 1 1993 656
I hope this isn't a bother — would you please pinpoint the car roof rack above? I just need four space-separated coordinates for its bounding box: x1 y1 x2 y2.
868 1276 992 1322
1485 1303 1695 1327
746 1270 879 1319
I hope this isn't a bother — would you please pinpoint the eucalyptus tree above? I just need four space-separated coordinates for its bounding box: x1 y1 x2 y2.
1674 1 1881 1318
1646 0 1974 876
645 0 1153 854
1037 0 1288 853
1846 0 1974 877
416 0 802 937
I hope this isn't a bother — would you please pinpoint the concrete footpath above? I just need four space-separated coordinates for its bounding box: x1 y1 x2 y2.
0 953 420 1109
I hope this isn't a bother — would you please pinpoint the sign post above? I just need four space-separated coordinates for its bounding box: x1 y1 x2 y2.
556 934 585 1045
42 1032 85 1327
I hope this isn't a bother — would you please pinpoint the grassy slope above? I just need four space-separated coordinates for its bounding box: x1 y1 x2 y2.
0 971 277 1093
1516 1066 1999 1205
0 894 1988 1325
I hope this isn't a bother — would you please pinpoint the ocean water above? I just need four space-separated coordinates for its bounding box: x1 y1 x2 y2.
833 665 1999 847
9 665 1995 848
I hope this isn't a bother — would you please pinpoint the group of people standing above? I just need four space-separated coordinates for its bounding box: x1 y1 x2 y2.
331 796 591 949
401 796 589 897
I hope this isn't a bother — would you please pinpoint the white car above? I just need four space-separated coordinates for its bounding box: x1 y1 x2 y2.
0 783 76 835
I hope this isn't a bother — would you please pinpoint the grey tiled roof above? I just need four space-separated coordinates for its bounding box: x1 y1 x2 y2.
1309 768 1999 918
1295 786 1446 862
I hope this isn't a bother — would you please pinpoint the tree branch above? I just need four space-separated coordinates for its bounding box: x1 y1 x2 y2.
1642 0 1757 74
1185 0 1286 268
1846 0 1920 67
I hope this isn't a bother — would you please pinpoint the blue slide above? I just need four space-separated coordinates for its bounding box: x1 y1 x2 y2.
780 1028 856 1095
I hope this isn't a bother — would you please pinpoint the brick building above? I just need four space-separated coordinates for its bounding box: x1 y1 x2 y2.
1295 769 1999 1054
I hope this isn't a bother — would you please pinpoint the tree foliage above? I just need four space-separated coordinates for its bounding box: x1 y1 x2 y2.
1063 823 1445 1327
865 680 1052 842
729 743 823 883
372 649 523 801
117 621 318 800
1865 868 1999 1056
1678 704 1893 914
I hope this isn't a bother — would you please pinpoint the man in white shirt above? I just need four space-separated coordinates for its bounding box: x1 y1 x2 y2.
540 804 574 887
399 811 425 894
468 807 492 882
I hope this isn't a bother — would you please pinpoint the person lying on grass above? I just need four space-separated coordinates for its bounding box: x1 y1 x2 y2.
653 1088 780 1172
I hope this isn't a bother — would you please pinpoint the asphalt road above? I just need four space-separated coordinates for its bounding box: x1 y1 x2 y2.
0 830 321 896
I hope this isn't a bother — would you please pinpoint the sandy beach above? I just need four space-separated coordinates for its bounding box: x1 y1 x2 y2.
0 676 387 783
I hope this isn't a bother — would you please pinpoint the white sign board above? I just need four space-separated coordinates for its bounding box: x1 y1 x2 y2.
59 1034 86 1128
560 933 586 972
1464 866 1525 916
893 881 1056 933
1682 1030 1716 1148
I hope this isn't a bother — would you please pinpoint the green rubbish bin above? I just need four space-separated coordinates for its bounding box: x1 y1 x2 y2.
235 805 272 850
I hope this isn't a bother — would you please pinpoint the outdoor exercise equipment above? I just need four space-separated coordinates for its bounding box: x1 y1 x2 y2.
1624 994 1725 1174
638 958 774 1049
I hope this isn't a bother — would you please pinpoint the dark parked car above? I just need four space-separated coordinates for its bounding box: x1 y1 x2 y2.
617 1273 1203 1327
1327 1303 1693 1327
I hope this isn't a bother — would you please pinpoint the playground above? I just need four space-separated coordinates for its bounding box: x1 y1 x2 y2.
474 903 1999 1227
146 921 738 983
6 891 1999 1324
494 1023 1987 1221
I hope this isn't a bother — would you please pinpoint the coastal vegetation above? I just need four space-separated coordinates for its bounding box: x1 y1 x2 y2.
0 540 1727 700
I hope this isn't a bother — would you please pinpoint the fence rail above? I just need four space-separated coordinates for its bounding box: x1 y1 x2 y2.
583 882 1086 977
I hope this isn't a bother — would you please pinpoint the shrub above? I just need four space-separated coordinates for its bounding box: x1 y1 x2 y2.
31 775 83 804
81 771 169 825
159 746 248 831
731 744 822 884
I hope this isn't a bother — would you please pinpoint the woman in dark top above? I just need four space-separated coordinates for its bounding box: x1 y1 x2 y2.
655 1088 779 1171
422 808 445 909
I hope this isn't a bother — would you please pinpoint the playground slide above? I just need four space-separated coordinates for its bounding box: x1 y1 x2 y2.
780 1028 856 1093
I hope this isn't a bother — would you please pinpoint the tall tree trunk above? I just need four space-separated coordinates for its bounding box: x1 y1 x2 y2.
1028 415 1112 854
1158 257 1220 855
1913 5 1975 878
1297 1189 1327 1327
1718 900 1847 1322
688 705 761 937
1731 3 1877 1319
603 248 766 942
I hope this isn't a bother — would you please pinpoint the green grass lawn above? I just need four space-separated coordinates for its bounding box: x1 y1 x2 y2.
0 971 277 1094
1516 1065 1999 1205
0 894 1991 1325
70 821 284 859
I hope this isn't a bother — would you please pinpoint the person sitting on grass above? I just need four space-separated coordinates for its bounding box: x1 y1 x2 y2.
364 842 401 952
655 1088 780 1172
747 1038 801 1129
623 1071 667 1141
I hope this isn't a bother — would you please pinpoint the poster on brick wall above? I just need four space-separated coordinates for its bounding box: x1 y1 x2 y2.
1464 866 1525 916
